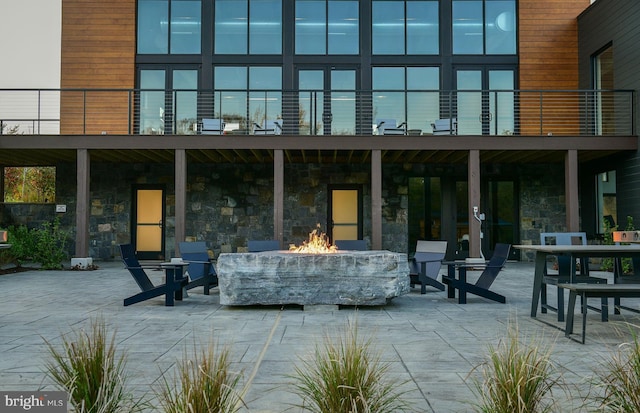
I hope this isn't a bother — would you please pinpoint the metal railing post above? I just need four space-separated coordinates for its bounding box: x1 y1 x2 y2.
83 90 87 135
539 91 543 135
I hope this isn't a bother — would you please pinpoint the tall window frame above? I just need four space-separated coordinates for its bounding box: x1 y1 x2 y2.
213 66 283 132
372 66 440 133
214 0 283 55
137 0 202 55
372 0 439 55
592 44 614 135
451 0 516 55
295 0 360 55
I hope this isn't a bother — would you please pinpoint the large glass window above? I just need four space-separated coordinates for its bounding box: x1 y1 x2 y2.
295 0 359 55
452 0 516 55
138 68 199 134
593 45 614 135
173 70 198 134
452 0 482 54
485 0 516 54
3 167 55 203
139 70 166 134
596 170 617 234
373 67 440 133
372 1 438 55
407 1 439 54
215 0 248 54
137 0 201 54
215 0 282 54
249 67 283 129
454 68 515 135
328 1 359 54
250 0 283 54
171 0 201 53
138 0 169 54
214 66 282 132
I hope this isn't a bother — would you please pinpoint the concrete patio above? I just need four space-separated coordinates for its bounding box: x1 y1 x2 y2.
2 260 640 412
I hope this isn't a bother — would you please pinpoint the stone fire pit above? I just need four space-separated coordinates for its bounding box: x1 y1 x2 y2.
216 250 410 306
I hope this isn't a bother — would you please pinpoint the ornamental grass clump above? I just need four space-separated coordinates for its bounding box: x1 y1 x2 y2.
471 325 563 413
44 317 144 413
156 341 244 413
593 331 640 412
289 319 410 413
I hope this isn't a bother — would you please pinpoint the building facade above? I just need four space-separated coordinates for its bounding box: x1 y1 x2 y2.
578 0 640 235
0 0 637 262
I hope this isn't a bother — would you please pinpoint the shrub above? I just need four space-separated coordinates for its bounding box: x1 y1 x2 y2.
31 218 69 269
5 218 69 269
289 318 410 413
157 341 244 413
43 317 144 413
471 324 563 413
6 223 34 266
593 332 640 412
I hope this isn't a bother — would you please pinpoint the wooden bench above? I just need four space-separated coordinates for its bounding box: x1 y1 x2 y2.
558 283 640 344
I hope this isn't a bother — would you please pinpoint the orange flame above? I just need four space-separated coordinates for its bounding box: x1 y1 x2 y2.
289 225 338 254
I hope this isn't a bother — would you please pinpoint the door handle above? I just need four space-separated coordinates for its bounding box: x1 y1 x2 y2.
479 113 493 122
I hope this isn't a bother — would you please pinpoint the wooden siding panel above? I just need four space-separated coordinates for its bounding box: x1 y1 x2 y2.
60 0 135 134
519 0 590 135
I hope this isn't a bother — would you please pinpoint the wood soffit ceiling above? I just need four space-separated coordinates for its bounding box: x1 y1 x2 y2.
0 135 635 166
0 148 627 167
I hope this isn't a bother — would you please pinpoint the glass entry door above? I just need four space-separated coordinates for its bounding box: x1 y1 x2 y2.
297 67 357 135
408 176 468 260
132 185 166 260
328 185 362 242
455 68 515 135
484 179 519 259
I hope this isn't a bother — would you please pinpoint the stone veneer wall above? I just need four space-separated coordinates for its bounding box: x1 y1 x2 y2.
80 161 409 258
186 163 275 255
4 161 570 262
55 162 176 260
381 164 410 252
518 163 572 260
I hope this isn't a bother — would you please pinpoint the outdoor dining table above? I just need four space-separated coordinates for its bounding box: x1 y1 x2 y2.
442 260 487 304
514 244 640 319
159 261 190 305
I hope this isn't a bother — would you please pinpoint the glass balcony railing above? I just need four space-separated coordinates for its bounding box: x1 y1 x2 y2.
0 88 635 136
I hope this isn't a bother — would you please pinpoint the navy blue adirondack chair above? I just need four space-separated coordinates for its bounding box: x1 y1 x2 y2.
178 241 218 295
409 240 447 294
442 243 511 303
247 240 280 252
119 244 188 306
334 239 368 251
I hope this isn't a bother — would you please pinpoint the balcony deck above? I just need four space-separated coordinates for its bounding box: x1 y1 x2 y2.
0 88 636 166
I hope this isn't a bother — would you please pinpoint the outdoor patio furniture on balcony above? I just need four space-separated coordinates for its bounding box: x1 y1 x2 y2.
375 119 407 135
200 118 225 135
253 119 283 135
432 118 458 135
